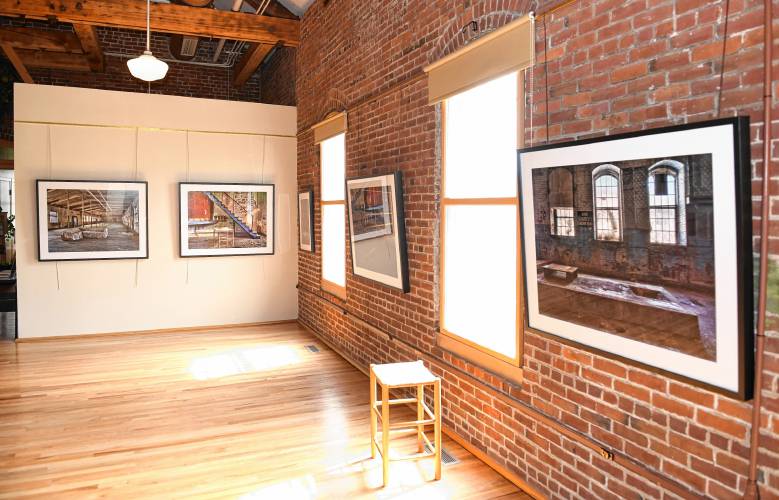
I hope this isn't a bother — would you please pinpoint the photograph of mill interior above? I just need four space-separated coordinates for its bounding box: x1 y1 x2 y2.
0 0 776 498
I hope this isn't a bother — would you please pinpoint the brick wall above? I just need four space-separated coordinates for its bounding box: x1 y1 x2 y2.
261 46 297 106
292 0 779 498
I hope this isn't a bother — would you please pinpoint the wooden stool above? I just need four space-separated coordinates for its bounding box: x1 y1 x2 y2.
369 361 442 487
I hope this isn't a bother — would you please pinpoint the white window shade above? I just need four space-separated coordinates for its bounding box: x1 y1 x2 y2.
322 204 346 287
443 204 517 358
444 72 518 198
320 134 345 201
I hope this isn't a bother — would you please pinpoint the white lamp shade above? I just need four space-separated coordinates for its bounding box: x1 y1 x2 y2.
127 51 169 82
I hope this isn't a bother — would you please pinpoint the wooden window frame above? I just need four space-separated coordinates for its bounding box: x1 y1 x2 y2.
438 71 525 384
320 134 347 300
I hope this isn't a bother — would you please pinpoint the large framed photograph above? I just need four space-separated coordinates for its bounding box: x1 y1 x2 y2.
298 190 314 252
179 183 274 257
518 117 753 399
346 172 409 292
36 180 148 261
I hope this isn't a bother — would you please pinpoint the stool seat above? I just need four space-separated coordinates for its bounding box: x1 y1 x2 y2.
371 361 437 387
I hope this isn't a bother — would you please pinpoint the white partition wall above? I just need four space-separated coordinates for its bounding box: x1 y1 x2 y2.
14 84 298 339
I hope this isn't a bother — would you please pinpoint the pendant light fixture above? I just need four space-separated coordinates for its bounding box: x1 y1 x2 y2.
127 0 169 82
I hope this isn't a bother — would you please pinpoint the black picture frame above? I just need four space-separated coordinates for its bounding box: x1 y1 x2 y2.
178 182 276 258
298 190 315 252
346 171 410 293
518 117 753 400
36 179 149 262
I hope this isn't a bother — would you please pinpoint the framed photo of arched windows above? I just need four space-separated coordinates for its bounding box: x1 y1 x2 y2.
517 117 753 400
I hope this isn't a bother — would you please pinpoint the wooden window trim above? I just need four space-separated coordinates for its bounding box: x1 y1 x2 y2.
321 278 346 300
437 71 525 384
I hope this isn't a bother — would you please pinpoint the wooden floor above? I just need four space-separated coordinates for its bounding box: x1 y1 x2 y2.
0 323 529 499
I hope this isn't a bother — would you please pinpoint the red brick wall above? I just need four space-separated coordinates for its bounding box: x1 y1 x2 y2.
292 0 779 498
261 46 297 106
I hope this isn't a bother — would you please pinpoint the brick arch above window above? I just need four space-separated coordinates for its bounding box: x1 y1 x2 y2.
429 8 530 66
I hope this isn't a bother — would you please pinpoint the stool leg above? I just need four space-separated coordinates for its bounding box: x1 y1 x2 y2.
416 384 424 453
434 378 442 480
381 384 390 487
369 365 377 459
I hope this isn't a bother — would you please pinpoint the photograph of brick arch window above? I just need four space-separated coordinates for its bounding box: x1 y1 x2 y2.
530 153 715 361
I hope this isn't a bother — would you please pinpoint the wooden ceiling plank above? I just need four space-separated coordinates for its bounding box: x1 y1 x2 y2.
232 42 278 87
0 0 299 46
72 24 104 72
0 27 83 52
14 49 91 72
1 43 33 83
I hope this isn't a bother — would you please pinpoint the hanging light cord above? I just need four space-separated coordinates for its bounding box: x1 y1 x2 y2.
146 0 151 52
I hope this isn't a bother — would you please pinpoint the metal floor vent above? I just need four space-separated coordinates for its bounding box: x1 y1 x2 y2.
304 344 320 353
424 444 459 465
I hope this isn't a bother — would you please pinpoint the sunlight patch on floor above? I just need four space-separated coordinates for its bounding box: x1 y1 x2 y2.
188 345 301 380
239 475 318 500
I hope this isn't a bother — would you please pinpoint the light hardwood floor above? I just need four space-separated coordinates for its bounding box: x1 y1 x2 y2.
0 323 529 499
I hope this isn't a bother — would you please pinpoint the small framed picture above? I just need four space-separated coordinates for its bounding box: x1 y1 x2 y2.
36 180 148 261
346 171 409 292
518 117 753 399
179 182 275 257
298 190 314 252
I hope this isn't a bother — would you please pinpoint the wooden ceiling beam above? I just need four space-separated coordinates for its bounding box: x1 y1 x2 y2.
244 0 299 19
72 24 104 72
0 26 83 52
0 43 33 83
0 0 299 46
14 49 91 72
232 42 278 87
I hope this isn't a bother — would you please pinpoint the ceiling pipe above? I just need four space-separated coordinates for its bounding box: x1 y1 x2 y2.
211 0 244 63
744 0 774 498
225 0 271 67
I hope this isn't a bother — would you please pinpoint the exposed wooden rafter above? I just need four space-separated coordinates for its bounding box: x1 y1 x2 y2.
0 26 82 52
72 24 104 72
0 0 299 46
232 41 278 87
14 49 91 72
0 43 32 83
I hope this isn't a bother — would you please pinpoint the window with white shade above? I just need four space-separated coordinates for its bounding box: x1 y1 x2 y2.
440 71 521 368
320 132 346 297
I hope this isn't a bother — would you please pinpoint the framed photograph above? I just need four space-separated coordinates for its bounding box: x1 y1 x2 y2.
179 183 275 257
298 190 314 252
36 180 148 261
346 172 409 292
518 117 753 399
